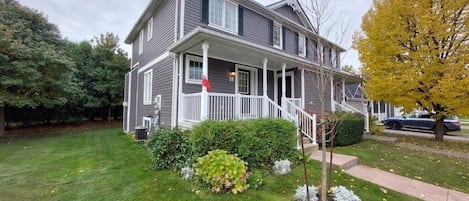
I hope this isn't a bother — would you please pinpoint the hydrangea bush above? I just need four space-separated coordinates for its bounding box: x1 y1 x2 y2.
180 166 194 180
329 185 361 201
294 185 319 201
273 159 291 175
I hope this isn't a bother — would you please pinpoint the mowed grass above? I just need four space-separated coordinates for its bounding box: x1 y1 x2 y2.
334 139 469 194
0 127 419 201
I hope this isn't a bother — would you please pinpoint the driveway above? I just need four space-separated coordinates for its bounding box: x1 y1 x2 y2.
383 128 469 143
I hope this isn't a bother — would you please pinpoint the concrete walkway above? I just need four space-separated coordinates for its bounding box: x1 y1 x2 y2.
311 151 469 201
383 129 469 142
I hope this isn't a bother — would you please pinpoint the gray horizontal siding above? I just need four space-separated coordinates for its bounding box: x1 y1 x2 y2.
303 70 332 113
183 56 236 94
283 27 297 57
274 5 303 26
137 57 174 128
132 0 175 67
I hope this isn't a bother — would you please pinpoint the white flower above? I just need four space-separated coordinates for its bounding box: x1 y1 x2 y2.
295 185 319 201
273 159 291 175
180 166 194 180
330 185 361 201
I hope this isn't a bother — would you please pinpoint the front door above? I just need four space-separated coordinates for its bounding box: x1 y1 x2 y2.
277 75 293 105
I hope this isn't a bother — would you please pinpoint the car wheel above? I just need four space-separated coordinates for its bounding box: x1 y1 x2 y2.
389 122 400 130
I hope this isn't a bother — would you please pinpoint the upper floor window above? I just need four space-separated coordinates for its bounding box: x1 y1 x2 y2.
209 0 238 33
139 30 144 55
185 55 204 84
143 70 153 105
298 33 306 57
273 22 282 49
147 17 153 41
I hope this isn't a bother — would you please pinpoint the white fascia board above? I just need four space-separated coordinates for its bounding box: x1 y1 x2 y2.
138 52 170 73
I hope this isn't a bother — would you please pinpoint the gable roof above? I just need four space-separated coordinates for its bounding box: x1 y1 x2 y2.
266 0 315 32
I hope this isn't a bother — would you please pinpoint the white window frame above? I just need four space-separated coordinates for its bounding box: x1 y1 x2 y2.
185 55 204 85
235 64 257 95
147 17 153 41
209 0 238 34
273 21 282 49
143 116 152 129
298 33 306 57
143 70 153 105
139 30 144 55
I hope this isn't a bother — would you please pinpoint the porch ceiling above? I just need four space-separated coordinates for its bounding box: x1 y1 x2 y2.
169 27 313 70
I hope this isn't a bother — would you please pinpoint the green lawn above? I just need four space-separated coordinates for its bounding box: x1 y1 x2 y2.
333 139 469 194
0 127 419 201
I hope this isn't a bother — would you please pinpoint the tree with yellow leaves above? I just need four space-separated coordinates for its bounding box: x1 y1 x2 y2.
356 0 469 141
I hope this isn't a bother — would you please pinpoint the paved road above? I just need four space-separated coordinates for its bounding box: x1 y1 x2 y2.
383 128 469 142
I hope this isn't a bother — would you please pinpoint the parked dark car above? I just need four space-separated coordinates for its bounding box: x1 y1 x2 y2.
383 112 461 133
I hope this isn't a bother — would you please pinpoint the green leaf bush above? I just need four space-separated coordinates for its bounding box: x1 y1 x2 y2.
193 149 249 194
190 119 297 168
334 113 365 146
146 127 193 170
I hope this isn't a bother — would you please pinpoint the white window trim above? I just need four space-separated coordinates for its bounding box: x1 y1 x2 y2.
147 17 153 41
143 70 153 105
208 0 239 35
273 21 283 49
235 64 257 95
143 116 152 128
185 55 204 85
273 71 295 104
298 33 306 57
138 30 144 55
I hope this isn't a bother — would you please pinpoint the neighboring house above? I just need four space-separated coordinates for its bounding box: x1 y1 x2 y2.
123 0 366 147
345 83 402 123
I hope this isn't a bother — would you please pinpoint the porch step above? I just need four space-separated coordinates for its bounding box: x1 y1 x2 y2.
310 151 358 170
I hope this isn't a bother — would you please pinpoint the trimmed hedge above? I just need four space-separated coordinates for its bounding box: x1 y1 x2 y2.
190 119 297 168
146 127 193 170
334 113 365 146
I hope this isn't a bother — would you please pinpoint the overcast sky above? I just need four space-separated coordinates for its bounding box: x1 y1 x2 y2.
18 0 372 69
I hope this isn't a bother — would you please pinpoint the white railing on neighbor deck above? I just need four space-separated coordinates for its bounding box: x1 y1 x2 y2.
283 97 317 146
182 93 202 122
336 101 370 132
285 98 302 115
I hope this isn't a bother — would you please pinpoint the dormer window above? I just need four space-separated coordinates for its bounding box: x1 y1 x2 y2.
298 33 306 57
209 0 238 33
147 17 153 41
273 22 282 49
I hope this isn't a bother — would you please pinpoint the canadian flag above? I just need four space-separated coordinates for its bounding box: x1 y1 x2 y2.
202 75 212 91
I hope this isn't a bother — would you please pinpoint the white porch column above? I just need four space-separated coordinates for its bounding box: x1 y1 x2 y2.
281 63 286 111
178 54 184 123
330 76 335 111
262 58 268 117
342 79 346 103
301 68 305 109
201 41 209 120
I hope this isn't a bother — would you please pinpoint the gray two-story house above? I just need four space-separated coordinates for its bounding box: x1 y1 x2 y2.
123 0 367 147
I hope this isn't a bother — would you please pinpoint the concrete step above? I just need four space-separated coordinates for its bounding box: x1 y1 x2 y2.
310 151 358 170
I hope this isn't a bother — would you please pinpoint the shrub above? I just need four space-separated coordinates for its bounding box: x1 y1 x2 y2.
368 115 383 135
146 127 193 170
329 185 361 201
193 149 249 194
190 119 297 168
334 113 365 146
295 185 319 201
273 159 291 175
247 170 266 189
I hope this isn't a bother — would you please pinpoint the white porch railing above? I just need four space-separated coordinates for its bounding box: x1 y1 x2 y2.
335 100 370 132
182 93 202 122
283 97 317 147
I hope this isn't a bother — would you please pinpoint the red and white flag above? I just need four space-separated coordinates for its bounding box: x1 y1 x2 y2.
202 75 212 91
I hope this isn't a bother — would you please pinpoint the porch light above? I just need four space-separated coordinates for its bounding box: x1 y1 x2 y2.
229 71 236 82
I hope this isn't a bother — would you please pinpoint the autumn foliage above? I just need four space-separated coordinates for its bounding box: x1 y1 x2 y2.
356 0 469 140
